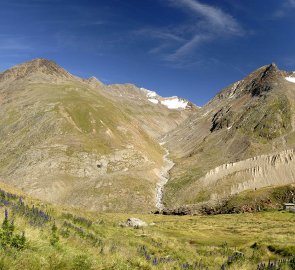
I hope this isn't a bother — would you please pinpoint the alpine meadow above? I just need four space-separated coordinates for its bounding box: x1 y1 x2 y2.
1 0 295 269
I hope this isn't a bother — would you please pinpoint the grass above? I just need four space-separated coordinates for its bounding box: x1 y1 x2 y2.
0 80 166 213
0 183 294 269
200 185 295 215
163 92 295 209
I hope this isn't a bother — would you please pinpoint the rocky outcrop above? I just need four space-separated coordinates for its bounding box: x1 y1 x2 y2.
120 218 147 228
210 106 233 132
199 148 295 201
162 63 295 209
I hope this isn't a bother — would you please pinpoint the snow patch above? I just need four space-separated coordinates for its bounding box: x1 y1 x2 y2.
148 98 159 104
140 87 157 98
285 76 295 83
161 97 188 109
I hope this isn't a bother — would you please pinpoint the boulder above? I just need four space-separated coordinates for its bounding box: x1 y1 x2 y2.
122 218 147 228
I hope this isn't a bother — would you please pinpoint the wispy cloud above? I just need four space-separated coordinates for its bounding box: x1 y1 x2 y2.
287 0 295 7
137 0 243 66
273 0 295 18
0 35 31 51
135 28 185 43
167 34 212 61
168 0 242 34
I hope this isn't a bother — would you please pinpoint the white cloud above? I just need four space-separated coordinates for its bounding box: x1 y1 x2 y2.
135 29 185 43
167 34 212 61
273 0 295 18
166 0 244 62
138 0 243 65
287 0 295 7
168 0 242 35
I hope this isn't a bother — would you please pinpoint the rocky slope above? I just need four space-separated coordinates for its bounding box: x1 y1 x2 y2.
2 59 295 214
163 63 295 210
96 83 197 139
0 58 195 213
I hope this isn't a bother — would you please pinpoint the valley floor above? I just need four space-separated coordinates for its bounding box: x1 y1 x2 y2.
1 184 295 270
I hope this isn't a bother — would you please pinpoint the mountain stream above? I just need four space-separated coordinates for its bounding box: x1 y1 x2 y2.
155 145 175 211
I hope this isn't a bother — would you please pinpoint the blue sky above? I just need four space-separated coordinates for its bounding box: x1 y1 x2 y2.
1 0 295 106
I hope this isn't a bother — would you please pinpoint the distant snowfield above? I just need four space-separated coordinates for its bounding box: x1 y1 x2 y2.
140 88 157 98
161 97 188 109
148 98 159 104
285 76 295 83
140 87 188 109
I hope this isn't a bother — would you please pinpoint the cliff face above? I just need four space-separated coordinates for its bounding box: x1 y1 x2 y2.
198 149 295 201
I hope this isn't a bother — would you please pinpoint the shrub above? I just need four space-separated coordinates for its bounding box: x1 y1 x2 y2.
0 209 26 249
72 254 92 270
290 256 295 270
50 223 59 246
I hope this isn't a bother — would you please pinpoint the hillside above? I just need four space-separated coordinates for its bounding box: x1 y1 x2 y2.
0 180 295 269
163 63 295 210
2 59 295 215
0 58 195 213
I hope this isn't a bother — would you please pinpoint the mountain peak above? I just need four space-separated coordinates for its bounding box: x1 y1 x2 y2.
25 58 61 69
266 62 277 69
0 58 73 82
84 76 104 87
244 62 284 96
209 63 286 105
260 62 279 76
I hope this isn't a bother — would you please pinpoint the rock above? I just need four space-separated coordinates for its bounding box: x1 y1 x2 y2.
160 206 192 216
123 218 147 228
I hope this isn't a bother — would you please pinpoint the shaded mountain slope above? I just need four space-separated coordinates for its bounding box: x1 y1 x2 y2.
163 63 295 209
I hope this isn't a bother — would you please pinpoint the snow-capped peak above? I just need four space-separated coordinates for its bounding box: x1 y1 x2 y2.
140 87 189 109
161 97 188 109
285 75 295 83
148 98 159 104
140 88 157 98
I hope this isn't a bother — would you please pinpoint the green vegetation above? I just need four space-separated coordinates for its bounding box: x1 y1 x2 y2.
201 185 295 214
0 209 26 249
0 79 165 213
0 183 294 269
164 92 295 209
240 94 292 140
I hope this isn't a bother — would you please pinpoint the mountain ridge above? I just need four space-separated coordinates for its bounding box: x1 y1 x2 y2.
162 62 295 211
0 58 195 213
0 58 75 82
1 58 295 214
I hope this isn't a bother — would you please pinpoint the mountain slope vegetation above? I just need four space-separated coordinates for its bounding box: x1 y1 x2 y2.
0 181 294 270
0 59 194 213
2 59 295 215
163 64 295 210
